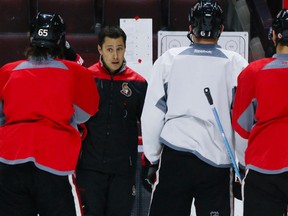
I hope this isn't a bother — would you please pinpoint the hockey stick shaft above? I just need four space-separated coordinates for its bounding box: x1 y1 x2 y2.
204 87 242 181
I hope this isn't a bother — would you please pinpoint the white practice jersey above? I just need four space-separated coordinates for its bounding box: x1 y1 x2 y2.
141 43 248 167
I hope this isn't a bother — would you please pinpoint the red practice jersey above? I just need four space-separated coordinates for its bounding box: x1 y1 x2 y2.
232 54 288 173
0 57 99 175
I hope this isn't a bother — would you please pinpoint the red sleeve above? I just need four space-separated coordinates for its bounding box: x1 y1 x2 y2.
232 65 255 139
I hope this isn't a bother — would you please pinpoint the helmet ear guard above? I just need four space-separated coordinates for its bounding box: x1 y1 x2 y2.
30 12 66 49
189 0 224 39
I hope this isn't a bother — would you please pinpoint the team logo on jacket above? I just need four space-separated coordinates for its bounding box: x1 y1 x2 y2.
120 82 132 97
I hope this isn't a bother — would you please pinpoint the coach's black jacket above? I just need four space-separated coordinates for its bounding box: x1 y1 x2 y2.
77 60 147 175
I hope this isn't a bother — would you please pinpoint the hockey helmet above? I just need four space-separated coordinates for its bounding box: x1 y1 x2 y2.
30 12 66 49
271 8 288 44
189 0 224 39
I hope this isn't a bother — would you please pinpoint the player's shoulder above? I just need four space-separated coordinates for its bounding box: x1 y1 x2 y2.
165 46 189 56
217 46 248 64
246 57 275 71
60 59 88 70
0 60 27 72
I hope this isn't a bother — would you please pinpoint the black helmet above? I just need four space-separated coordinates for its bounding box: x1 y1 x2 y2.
189 0 224 39
30 12 66 49
271 8 288 45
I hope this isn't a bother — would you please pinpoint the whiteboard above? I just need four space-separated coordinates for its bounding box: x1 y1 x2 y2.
120 18 153 80
158 31 249 61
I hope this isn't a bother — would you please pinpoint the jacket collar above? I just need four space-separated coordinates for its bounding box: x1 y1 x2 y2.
99 55 127 75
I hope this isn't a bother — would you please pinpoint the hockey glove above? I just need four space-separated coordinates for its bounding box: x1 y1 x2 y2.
64 41 84 65
233 167 246 200
141 153 152 192
145 163 158 186
64 41 77 61
140 153 159 192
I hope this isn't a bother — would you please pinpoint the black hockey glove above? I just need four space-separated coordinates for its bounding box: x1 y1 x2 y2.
63 41 84 65
233 167 246 200
145 163 158 186
140 153 159 192
64 41 77 61
141 153 151 192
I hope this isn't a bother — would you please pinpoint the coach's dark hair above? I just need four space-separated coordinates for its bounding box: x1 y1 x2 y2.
98 25 127 47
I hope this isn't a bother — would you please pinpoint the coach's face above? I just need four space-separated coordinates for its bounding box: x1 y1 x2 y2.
98 37 126 74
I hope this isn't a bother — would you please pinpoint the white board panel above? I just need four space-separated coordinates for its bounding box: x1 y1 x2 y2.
158 31 249 61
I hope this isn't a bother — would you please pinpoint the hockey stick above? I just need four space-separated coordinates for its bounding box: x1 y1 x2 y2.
204 87 242 182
